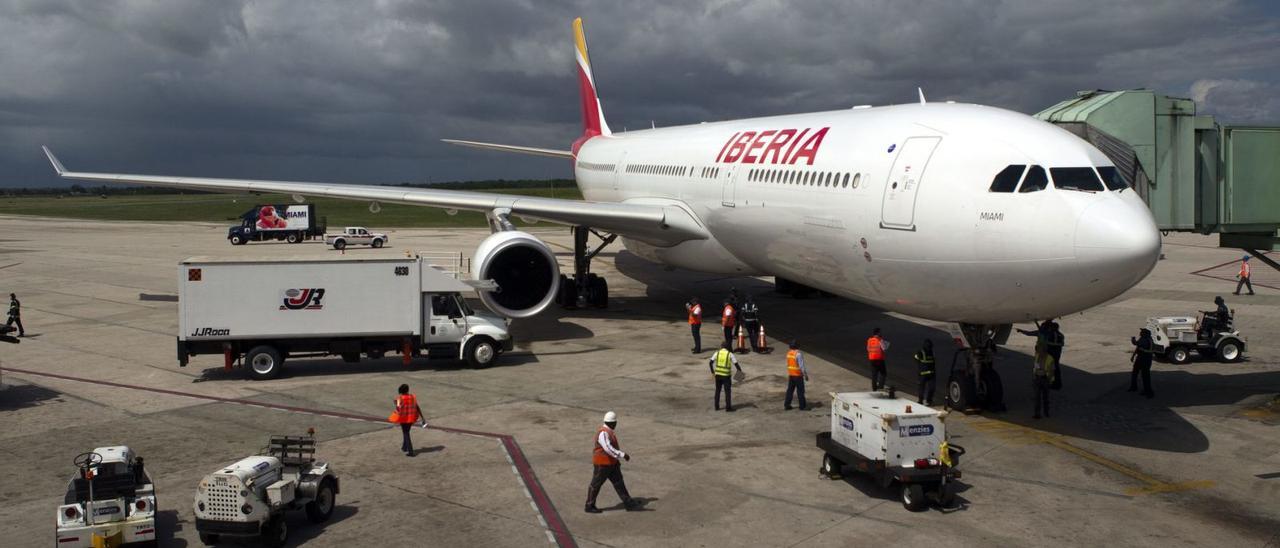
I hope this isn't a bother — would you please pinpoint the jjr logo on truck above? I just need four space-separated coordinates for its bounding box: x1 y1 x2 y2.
190 327 231 337
280 288 326 310
898 424 935 437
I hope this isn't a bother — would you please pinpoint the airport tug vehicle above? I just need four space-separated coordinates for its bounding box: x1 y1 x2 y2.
194 432 338 547
1145 312 1246 364
817 390 964 511
55 446 157 547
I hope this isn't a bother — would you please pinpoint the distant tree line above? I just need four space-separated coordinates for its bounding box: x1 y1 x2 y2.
1 179 578 196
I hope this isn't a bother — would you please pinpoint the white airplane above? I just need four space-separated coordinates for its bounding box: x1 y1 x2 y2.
43 18 1160 408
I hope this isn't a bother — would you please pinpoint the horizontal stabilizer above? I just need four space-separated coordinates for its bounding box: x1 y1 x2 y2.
441 139 573 159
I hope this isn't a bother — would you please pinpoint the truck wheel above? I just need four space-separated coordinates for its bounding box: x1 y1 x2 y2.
230 234 245 246
246 345 284 380
305 478 337 523
1167 346 1191 365
372 238 384 248
287 232 301 244
946 376 976 410
821 454 843 477
465 337 497 368
1217 339 1243 363
901 483 927 511
198 532 220 545
262 516 288 548
333 239 346 250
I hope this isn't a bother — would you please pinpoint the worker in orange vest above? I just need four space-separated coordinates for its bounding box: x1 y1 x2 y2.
388 384 425 456
784 340 809 410
1234 255 1254 296
721 300 736 347
867 328 889 391
686 297 703 353
585 411 640 513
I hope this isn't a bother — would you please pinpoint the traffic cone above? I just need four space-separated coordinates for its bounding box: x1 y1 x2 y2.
735 326 749 353
757 324 773 354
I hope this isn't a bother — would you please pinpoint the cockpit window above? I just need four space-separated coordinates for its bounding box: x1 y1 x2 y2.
1050 167 1105 192
1018 165 1048 193
988 164 1026 193
1096 166 1127 191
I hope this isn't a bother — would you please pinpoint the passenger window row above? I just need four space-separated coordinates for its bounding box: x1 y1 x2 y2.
700 167 721 178
747 167 863 189
626 164 688 177
989 164 1127 193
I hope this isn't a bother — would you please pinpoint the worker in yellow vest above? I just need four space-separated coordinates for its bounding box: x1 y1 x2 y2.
709 342 745 411
387 384 426 456
1234 255 1254 295
913 339 936 406
784 340 809 410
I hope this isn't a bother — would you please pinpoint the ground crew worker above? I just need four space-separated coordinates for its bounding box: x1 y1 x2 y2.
1046 321 1065 390
721 300 736 347
1234 255 1254 296
740 295 761 352
685 297 702 353
6 293 23 337
1200 296 1230 338
866 328 888 391
1129 328 1155 398
585 411 639 513
784 340 808 410
1031 338 1055 419
387 384 425 456
709 342 744 411
914 339 936 406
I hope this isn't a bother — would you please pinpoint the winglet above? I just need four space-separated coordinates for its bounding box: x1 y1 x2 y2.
42 146 66 175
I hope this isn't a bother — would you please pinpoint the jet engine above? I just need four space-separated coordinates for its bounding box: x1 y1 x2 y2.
473 231 560 318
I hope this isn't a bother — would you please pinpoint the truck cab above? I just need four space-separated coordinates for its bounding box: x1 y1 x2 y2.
423 291 512 367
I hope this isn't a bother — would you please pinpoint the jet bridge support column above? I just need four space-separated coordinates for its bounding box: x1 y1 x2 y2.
945 323 1010 412
558 225 616 309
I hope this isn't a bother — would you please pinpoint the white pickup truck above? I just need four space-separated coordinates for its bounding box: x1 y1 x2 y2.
324 226 388 250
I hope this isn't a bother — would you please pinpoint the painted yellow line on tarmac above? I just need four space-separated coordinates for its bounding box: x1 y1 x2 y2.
958 416 1215 496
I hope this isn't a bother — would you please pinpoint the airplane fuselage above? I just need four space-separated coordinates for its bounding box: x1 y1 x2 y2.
573 102 1161 324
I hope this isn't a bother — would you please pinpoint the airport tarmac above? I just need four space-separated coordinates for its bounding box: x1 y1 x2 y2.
1 215 1278 547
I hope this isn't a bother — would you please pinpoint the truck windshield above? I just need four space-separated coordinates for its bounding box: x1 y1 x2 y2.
456 296 474 316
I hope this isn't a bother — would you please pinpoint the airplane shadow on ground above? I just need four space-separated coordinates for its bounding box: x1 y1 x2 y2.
610 250 1280 454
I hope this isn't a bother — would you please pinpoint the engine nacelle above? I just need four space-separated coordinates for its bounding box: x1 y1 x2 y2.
473 231 560 318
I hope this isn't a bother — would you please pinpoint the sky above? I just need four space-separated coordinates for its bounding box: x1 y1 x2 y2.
2 0 1278 187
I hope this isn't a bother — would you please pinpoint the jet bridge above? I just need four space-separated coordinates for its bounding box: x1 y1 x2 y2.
1036 90 1280 269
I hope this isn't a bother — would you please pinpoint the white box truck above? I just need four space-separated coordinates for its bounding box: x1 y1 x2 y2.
177 256 512 379
816 390 964 510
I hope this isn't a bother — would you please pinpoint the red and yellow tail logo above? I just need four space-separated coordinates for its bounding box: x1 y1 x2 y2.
573 18 610 153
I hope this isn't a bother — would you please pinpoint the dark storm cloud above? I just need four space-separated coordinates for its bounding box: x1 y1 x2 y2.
1 0 1278 187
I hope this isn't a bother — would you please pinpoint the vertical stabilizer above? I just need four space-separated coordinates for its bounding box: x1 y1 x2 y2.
573 18 611 143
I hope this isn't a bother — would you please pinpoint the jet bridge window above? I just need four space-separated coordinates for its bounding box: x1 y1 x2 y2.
1050 167 1105 192
1018 165 1048 193
1096 166 1127 191
988 164 1026 193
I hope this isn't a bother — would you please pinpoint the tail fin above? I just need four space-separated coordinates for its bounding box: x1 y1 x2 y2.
573 18 611 139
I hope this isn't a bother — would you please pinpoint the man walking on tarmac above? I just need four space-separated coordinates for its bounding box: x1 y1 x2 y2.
710 342 745 411
867 328 889 391
685 297 703 353
740 295 762 352
585 411 640 513
914 339 936 406
387 384 426 456
1234 255 1255 296
720 299 737 348
784 340 809 410
1031 338 1055 419
1129 328 1155 398
6 293 23 337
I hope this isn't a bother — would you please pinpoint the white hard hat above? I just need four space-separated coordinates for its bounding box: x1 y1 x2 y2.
603 411 617 423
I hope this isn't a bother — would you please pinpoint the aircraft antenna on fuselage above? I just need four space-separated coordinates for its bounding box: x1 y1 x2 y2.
918 87 927 105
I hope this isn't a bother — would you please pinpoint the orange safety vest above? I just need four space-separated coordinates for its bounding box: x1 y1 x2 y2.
388 394 419 424
867 336 884 360
1240 261 1250 278
786 349 803 377
592 426 621 466
688 304 702 325
721 304 736 327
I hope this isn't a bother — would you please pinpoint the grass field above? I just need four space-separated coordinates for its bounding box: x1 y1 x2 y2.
0 187 583 228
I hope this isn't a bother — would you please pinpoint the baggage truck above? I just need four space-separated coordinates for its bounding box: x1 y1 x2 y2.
817 390 964 510
177 256 512 379
228 204 326 245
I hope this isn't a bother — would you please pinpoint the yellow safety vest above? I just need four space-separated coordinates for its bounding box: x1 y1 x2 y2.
713 349 733 376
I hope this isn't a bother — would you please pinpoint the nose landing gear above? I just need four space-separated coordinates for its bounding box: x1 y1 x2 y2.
945 323 1009 412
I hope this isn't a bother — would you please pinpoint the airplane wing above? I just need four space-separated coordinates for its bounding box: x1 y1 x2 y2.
41 147 706 247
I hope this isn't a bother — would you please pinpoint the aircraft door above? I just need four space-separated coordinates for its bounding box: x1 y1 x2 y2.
613 152 627 191
720 166 737 207
880 136 941 230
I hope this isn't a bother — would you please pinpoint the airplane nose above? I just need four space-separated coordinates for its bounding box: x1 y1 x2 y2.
1074 194 1162 288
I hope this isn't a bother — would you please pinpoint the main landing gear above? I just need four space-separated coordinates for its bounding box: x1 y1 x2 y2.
555 225 616 309
945 323 1009 412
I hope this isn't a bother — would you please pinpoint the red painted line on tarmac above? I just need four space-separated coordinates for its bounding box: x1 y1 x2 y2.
1188 252 1278 291
1 366 576 548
